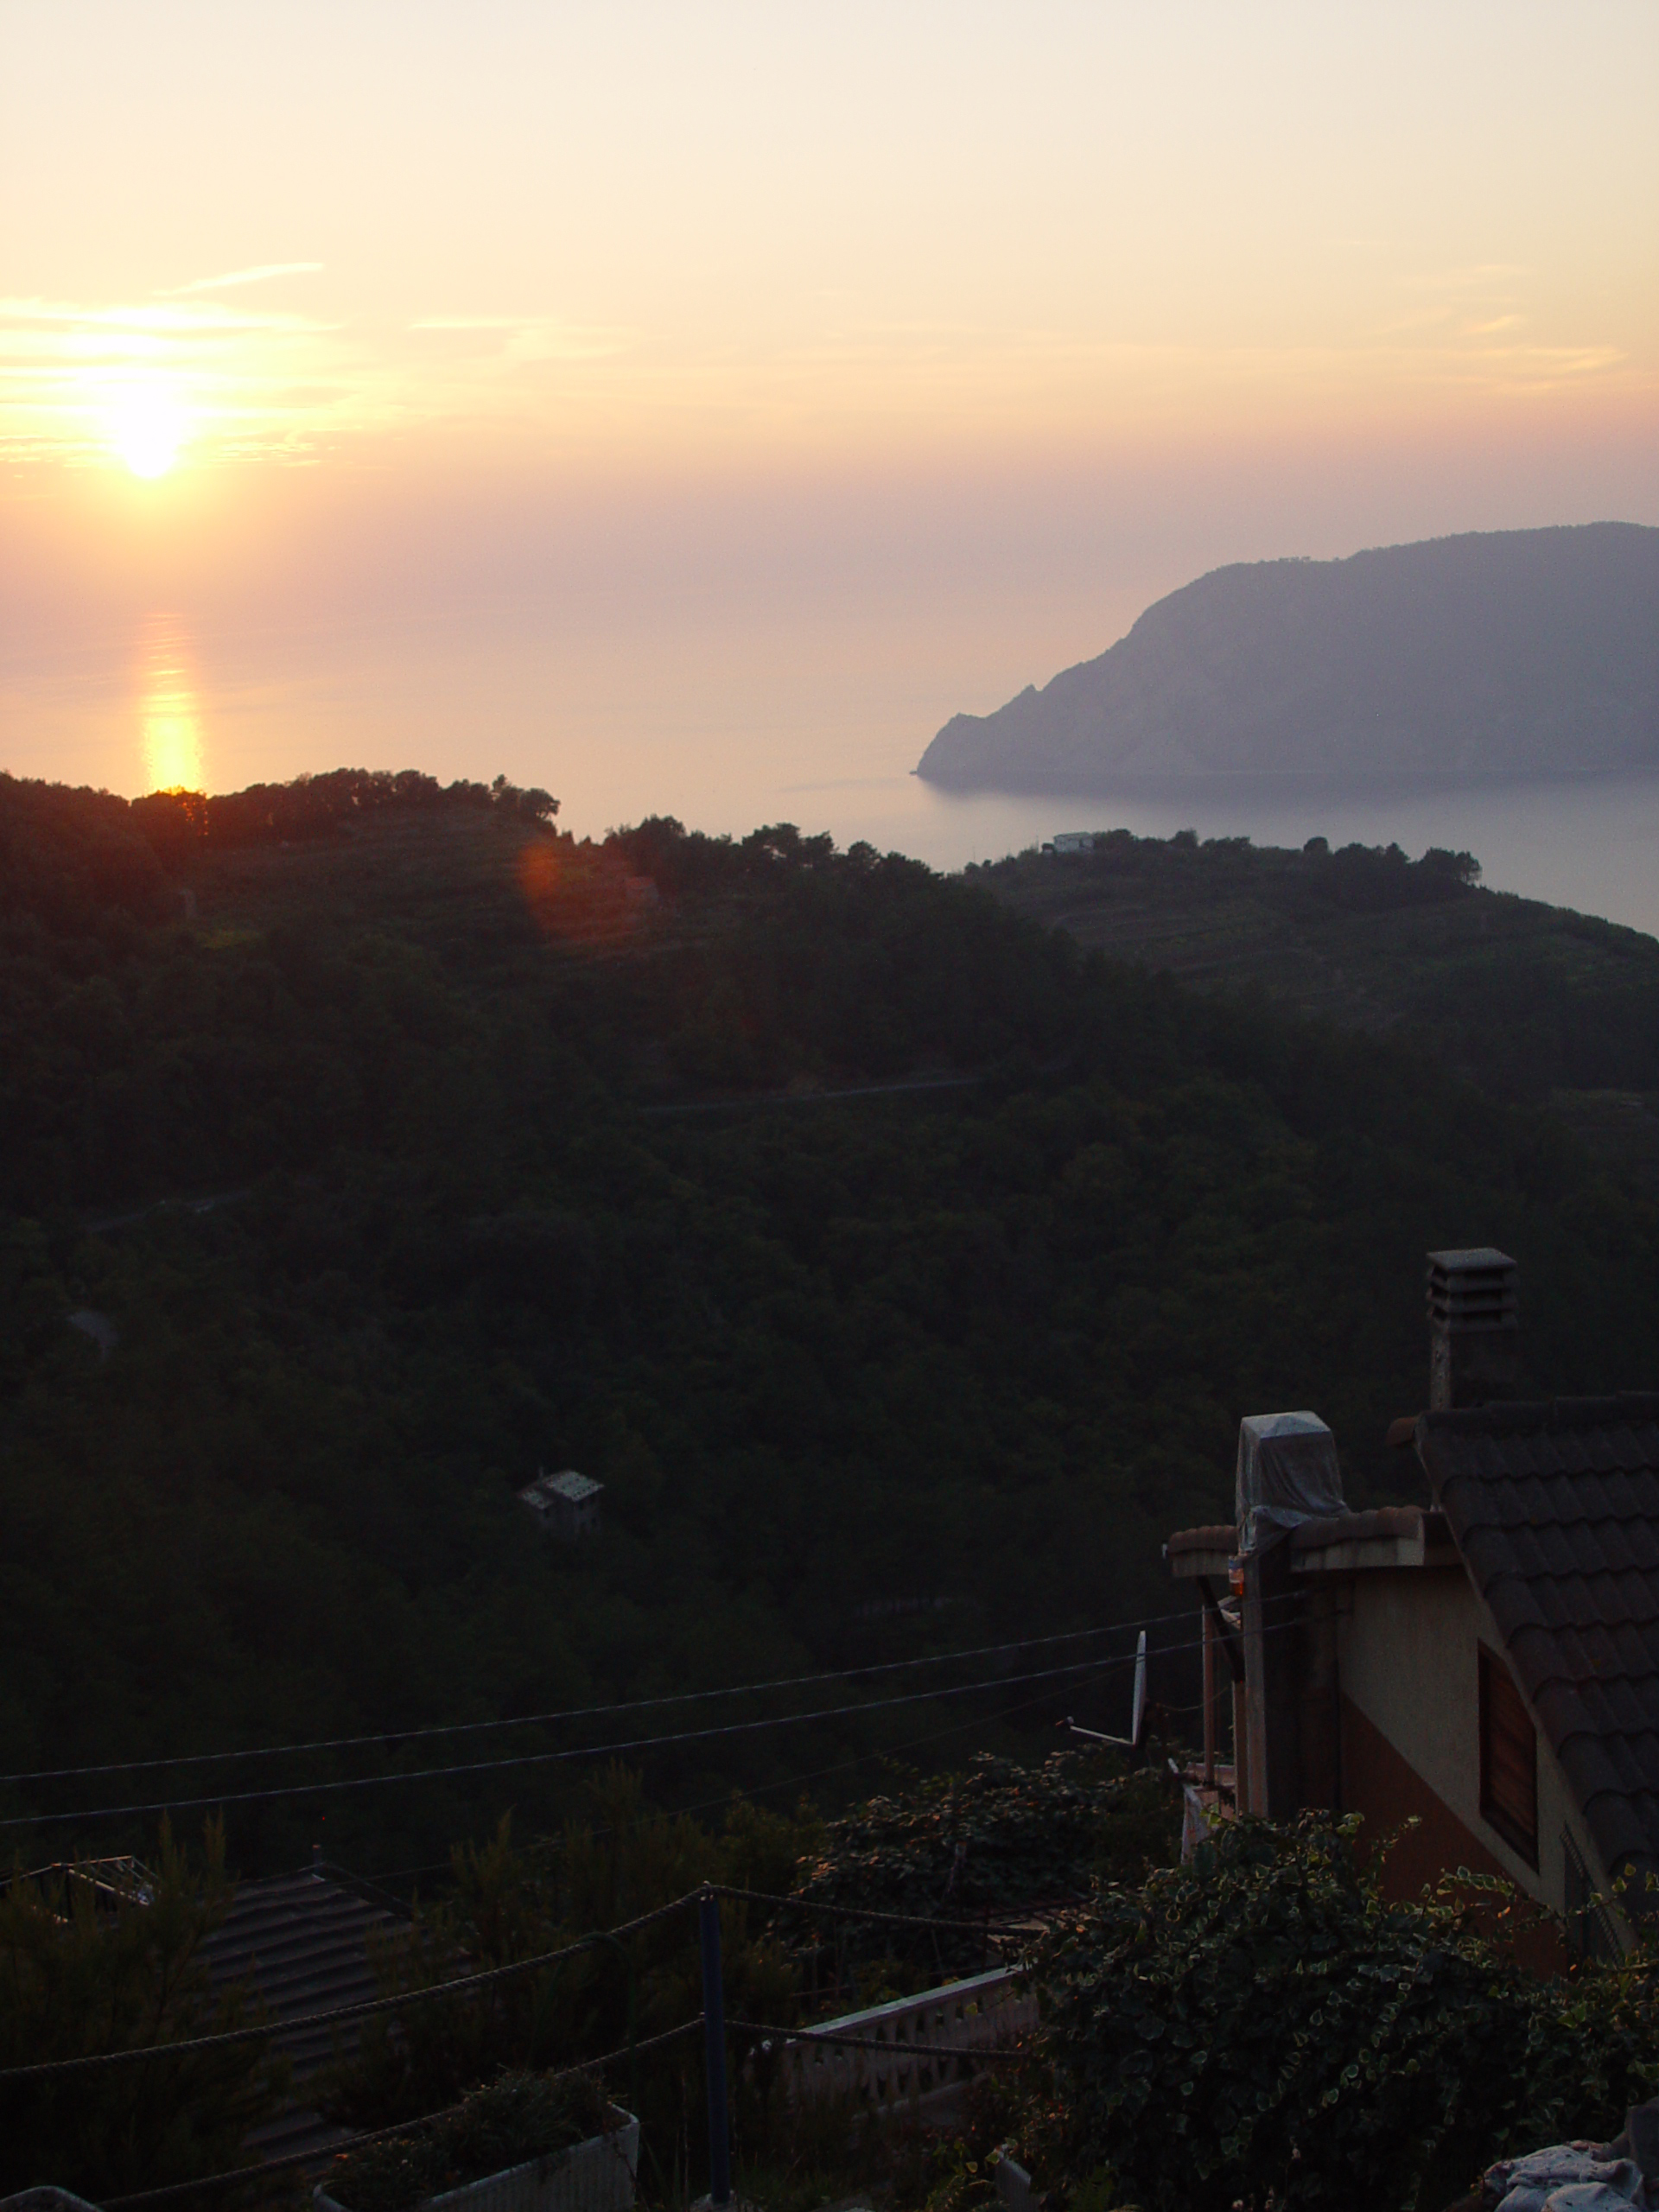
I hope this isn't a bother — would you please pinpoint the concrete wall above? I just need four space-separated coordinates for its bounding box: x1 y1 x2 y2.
1333 1565 1604 1925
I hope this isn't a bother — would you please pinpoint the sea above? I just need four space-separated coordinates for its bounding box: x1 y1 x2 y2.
4 607 1656 942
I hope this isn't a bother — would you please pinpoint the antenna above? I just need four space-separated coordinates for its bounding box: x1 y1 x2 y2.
1062 1629 1151 1752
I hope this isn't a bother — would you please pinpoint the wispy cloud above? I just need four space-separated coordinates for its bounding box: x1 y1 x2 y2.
0 292 365 465
0 289 633 467
163 263 324 296
0 263 1644 476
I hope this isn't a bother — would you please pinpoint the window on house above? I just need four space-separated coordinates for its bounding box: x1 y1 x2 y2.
1479 1643 1538 1866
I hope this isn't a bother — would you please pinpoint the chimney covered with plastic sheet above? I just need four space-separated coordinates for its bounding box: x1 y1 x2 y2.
1235 1411 1344 1820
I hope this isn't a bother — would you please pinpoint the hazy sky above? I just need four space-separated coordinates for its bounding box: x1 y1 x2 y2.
3 0 1656 810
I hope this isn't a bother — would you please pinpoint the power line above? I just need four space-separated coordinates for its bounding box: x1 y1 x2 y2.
0 1662 1203 2095
342 1654 1137 1891
713 1885 1034 1936
101 2021 701 2209
0 1608 1199 1788
6 1866 1053 2089
0 1894 697 2081
0 1610 1274 1835
0 1649 1154 1831
664 1630 1260 1857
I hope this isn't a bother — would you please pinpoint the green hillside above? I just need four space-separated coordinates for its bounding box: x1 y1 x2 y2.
3 772 1656 1880
975 829 1659 1178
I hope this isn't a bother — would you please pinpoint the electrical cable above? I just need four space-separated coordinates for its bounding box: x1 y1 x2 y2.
0 1606 1200 1787
0 1655 1223 2093
0 1893 699 2081
713 1886 1032 1937
635 1649 1161 1824
6 1865 1053 2089
334 1652 1139 1891
98 2018 703 2209
0 1612 1287 1833
0 1650 1146 1830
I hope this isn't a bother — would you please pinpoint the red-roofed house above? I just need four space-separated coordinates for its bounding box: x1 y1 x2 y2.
1166 1252 1658 1960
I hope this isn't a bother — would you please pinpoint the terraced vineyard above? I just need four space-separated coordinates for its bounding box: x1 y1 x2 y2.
976 830 1659 1179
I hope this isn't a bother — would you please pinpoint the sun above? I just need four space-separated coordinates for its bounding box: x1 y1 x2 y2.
110 386 187 479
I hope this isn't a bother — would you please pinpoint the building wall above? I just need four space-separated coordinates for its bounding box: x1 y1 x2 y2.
1332 1565 1600 1928
1339 1694 1567 1974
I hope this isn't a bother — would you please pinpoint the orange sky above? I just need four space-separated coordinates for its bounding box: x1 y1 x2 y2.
2 1 1656 807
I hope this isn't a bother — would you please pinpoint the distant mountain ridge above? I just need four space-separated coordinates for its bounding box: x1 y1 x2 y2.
917 523 1659 791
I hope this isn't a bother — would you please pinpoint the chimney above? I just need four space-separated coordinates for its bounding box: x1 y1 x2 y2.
1233 1411 1344 1821
1427 1248 1518 1410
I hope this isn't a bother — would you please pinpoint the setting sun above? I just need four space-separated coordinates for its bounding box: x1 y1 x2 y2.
110 385 186 478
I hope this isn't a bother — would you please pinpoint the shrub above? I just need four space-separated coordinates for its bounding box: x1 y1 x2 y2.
1039 1814 1658 2212
0 1822 285 2199
789 1752 1180 1986
322 2069 611 2212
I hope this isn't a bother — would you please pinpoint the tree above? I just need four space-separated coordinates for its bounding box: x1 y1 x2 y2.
0 1823 285 2199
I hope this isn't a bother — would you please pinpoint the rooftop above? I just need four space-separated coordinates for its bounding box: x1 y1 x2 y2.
1166 1506 1459 1577
199 1864 403 2163
1416 1394 1659 1899
520 1467 602 1504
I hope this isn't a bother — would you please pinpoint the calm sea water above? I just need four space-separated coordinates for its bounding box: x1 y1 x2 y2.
4 608 1656 941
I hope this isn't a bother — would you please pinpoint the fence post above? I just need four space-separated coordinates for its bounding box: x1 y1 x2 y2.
699 1886 732 2209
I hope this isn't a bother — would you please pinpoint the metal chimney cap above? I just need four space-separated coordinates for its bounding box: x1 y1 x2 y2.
1427 1248 1516 1273
1427 1248 1518 1347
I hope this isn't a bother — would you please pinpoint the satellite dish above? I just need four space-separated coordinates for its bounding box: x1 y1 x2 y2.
1060 1628 1153 1753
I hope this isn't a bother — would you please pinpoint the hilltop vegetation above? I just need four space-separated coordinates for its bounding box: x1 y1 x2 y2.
2 769 1657 1880
976 828 1659 1166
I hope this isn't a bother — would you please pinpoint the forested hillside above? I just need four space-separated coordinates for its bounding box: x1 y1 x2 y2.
975 828 1659 1170
3 770 1656 1881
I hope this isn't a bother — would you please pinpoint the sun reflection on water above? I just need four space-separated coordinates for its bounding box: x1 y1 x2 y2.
137 615 206 793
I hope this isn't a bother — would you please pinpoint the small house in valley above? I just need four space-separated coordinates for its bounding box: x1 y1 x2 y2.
1167 1249 1659 1959
519 1466 603 1540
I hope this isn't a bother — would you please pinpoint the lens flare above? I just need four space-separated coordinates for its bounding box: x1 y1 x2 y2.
518 836 659 946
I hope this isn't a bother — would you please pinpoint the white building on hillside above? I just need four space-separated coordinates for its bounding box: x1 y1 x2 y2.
518 1467 603 1540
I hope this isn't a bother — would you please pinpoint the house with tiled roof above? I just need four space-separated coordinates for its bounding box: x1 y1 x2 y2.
1167 1250 1659 1960
199 1854 404 2163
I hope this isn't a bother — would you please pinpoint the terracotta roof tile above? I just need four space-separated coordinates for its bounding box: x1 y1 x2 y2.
1613 1567 1653 1620
1602 1678 1651 1734
1592 1520 1640 1575
1166 1523 1236 1554
199 1865 406 2164
1287 1506 1427 1548
1419 1393 1659 1902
